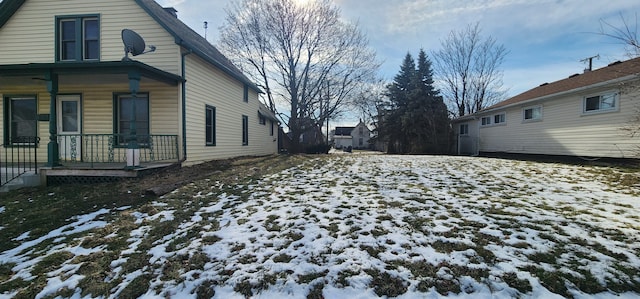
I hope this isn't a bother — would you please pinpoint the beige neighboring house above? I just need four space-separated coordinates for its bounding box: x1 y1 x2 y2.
0 0 278 187
331 120 371 149
453 57 640 159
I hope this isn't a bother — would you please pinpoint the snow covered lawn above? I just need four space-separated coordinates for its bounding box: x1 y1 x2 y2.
1 154 639 298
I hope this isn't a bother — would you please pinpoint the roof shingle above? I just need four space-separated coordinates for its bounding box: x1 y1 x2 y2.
483 56 640 112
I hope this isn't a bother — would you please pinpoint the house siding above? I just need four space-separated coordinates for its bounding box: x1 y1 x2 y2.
1 81 179 163
477 80 640 158
0 0 181 74
183 54 277 165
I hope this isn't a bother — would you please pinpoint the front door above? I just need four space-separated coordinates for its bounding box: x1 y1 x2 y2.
57 95 82 161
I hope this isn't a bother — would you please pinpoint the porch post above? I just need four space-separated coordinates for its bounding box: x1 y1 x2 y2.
126 70 141 168
46 71 60 167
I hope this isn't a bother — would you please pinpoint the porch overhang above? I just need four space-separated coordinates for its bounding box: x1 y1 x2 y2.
0 60 183 86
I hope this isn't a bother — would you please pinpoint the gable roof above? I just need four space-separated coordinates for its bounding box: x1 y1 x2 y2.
0 0 260 92
482 56 640 113
334 127 355 136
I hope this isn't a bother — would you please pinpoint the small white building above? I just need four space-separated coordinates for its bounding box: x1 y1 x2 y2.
331 120 371 149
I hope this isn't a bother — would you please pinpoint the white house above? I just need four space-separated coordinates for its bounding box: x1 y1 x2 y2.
454 57 640 159
331 120 371 149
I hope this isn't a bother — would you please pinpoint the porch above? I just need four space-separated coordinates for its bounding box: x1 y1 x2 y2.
1 133 179 191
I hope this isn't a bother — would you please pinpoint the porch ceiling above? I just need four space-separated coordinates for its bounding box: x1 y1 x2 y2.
0 60 183 87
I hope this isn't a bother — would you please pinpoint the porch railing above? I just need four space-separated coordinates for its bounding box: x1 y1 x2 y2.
1 136 40 187
57 134 179 167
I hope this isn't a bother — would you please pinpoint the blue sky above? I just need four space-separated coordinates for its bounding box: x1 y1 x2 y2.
157 0 640 124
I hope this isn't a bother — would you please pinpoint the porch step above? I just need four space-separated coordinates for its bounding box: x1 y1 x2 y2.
40 163 176 186
0 172 41 193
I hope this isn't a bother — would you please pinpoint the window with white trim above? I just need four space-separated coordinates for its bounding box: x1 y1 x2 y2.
583 92 618 113
459 124 469 135
481 116 491 126
523 106 542 121
493 113 506 124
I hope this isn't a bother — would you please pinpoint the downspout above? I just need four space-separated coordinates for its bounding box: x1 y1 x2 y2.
180 47 192 162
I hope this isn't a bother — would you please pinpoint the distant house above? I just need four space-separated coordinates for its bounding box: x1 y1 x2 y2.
0 0 278 186
331 120 371 149
453 57 640 159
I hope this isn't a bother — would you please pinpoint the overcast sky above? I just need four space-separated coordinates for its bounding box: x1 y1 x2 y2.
156 0 640 123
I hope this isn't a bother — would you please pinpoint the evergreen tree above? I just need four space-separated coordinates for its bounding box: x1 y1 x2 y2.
377 50 451 154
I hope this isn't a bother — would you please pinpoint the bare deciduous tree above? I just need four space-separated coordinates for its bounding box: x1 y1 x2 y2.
598 12 640 58
219 0 379 152
432 23 508 117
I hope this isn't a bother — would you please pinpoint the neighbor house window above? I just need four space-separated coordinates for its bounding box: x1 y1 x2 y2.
459 124 469 135
242 115 248 145
481 116 491 126
114 93 149 144
270 120 274 136
584 92 617 113
523 106 542 121
259 114 266 125
493 113 506 124
243 85 249 102
57 15 100 61
205 105 216 146
4 96 37 146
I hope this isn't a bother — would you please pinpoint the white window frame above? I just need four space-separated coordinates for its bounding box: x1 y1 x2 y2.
523 105 543 122
480 116 491 126
582 91 619 115
493 113 506 125
459 123 469 135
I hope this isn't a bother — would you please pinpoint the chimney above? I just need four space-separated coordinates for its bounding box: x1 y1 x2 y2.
163 7 178 18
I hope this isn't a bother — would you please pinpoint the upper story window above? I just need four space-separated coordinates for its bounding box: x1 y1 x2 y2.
57 15 100 62
243 84 249 102
583 92 618 114
523 106 542 122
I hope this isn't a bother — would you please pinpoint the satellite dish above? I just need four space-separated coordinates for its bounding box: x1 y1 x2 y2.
121 29 156 60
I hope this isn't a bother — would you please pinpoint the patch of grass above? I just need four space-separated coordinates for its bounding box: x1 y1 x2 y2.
189 252 210 271
0 277 29 294
195 280 216 299
118 274 151 299
33 251 74 274
522 265 569 297
0 263 15 281
76 251 119 297
335 269 360 287
273 253 293 263
365 269 407 297
298 270 328 284
264 214 282 232
501 272 532 294
307 282 325 299
431 240 471 253
202 235 222 245
360 245 385 258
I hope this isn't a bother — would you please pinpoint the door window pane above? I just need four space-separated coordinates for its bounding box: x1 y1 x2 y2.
61 101 78 132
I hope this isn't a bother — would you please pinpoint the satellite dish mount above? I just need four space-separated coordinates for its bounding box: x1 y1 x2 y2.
121 29 156 61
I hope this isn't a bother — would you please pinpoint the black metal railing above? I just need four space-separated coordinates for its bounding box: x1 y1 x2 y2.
56 134 179 167
1 136 40 188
